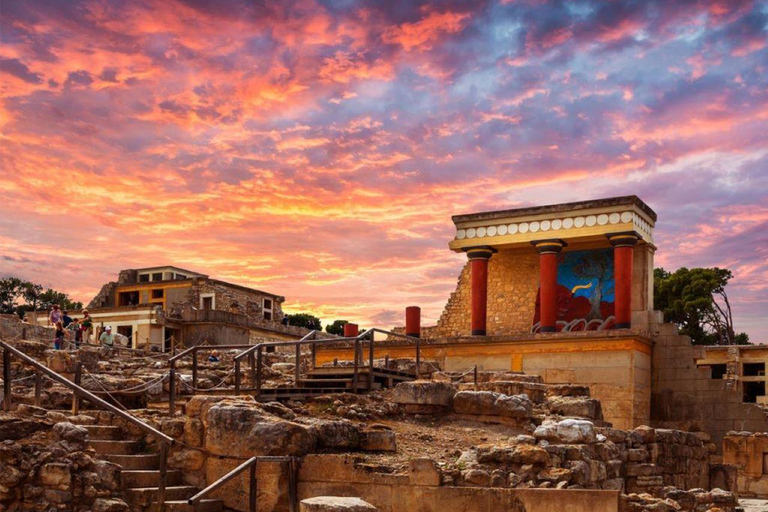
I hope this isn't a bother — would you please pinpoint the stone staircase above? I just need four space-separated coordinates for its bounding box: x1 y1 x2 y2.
84 424 223 512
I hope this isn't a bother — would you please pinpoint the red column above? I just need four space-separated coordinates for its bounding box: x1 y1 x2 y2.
607 232 640 329
466 247 496 336
343 323 359 337
405 306 421 338
532 240 567 333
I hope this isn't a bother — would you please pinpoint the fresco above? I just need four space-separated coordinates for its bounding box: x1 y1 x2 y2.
532 249 615 332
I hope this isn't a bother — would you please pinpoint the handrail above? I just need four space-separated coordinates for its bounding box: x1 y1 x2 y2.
1 339 174 512
187 456 296 512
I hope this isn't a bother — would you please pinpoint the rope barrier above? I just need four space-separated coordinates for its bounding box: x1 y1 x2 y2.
179 368 236 392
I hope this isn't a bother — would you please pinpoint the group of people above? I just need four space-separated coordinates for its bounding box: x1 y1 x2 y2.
48 304 95 350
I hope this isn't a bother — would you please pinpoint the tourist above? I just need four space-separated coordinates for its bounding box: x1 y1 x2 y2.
208 349 220 363
62 310 73 328
81 310 93 343
68 318 82 347
53 321 68 350
21 316 29 324
99 326 115 349
49 304 62 326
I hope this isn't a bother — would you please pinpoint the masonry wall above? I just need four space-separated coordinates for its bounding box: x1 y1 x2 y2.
723 433 768 498
650 322 768 449
192 280 284 321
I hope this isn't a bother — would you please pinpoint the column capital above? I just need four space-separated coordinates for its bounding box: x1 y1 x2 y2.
606 231 641 248
531 239 567 254
463 246 497 260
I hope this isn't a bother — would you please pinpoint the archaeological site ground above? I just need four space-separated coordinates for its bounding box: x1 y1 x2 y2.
2 196 767 512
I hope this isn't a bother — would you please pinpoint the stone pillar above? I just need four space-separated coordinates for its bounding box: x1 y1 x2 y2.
607 232 641 329
405 306 421 338
464 246 497 336
343 323 359 337
531 239 567 333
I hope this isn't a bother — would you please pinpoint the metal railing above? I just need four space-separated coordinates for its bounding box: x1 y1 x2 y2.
187 456 297 512
1 339 175 511
233 328 422 397
167 344 253 414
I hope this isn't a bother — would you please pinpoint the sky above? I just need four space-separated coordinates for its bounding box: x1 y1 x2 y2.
0 0 766 342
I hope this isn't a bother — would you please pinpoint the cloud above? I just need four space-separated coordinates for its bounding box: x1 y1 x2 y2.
0 0 766 341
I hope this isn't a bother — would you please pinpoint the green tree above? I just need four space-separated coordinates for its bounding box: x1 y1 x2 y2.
0 276 82 318
654 267 749 346
283 313 322 330
325 319 348 336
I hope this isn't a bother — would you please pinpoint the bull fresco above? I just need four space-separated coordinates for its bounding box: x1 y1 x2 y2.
532 248 615 332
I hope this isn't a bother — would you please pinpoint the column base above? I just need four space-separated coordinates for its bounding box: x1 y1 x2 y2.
405 332 420 338
615 322 631 329
540 326 557 333
471 329 486 336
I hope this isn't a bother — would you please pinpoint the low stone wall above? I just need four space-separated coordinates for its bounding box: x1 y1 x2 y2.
0 316 54 343
298 454 619 512
723 432 768 498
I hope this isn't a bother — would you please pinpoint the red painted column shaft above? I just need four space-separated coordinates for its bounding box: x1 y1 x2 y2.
343 323 359 337
532 239 566 333
405 306 421 338
539 252 559 332
607 232 640 329
466 247 496 336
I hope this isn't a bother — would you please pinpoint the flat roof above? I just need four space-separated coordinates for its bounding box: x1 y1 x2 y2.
452 195 657 224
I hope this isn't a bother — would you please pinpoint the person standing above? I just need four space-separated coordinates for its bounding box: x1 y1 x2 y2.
54 321 68 350
81 310 93 343
99 326 115 349
62 310 73 328
49 304 62 326
67 318 82 347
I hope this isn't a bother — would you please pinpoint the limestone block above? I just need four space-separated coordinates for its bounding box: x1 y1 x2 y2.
39 463 71 490
391 381 456 409
312 420 361 450
53 422 88 452
409 458 441 486
546 396 604 420
476 444 550 466
300 496 377 512
361 429 396 452
186 394 256 419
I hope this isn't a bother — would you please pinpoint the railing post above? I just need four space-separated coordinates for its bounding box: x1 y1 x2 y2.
250 351 256 388
311 341 316 371
256 346 263 397
192 348 198 390
288 457 298 512
352 340 359 393
2 349 11 411
368 332 374 390
169 360 176 415
474 365 478 386
235 359 240 395
249 459 257 512
295 343 301 385
71 361 82 415
415 338 421 380
34 371 42 407
235 358 241 395
384 355 389 369
158 441 167 512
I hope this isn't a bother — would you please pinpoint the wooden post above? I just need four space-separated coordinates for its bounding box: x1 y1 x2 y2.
71 361 82 415
249 460 257 512
288 458 298 512
191 348 198 390
473 365 478 386
168 361 176 416
384 355 389 368
415 339 420 380
171 335 176 357
235 358 241 395
34 371 42 407
3 349 11 411
250 352 256 389
352 341 359 393
294 343 301 385
256 347 263 396
311 341 316 371
158 441 167 512
368 333 374 390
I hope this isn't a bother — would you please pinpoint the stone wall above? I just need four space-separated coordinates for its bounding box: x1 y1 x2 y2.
431 250 539 338
650 321 768 449
723 432 768 498
0 316 53 343
192 280 285 322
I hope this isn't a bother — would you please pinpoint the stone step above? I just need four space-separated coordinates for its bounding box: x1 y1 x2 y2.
83 425 124 440
122 470 182 489
102 453 160 470
89 439 141 455
152 499 224 512
125 486 199 507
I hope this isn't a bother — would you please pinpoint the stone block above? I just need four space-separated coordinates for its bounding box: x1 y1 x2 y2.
409 458 441 486
300 497 377 512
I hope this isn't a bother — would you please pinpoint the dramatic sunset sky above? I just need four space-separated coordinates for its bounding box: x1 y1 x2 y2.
1 0 766 340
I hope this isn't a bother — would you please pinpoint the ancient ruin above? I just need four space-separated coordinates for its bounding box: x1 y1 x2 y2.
1 196 765 512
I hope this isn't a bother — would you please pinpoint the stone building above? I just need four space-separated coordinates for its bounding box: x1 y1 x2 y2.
318 196 767 442
31 265 308 350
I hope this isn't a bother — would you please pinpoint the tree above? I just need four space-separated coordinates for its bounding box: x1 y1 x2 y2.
283 313 322 330
0 276 82 318
572 250 614 320
325 319 348 336
654 267 749 345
